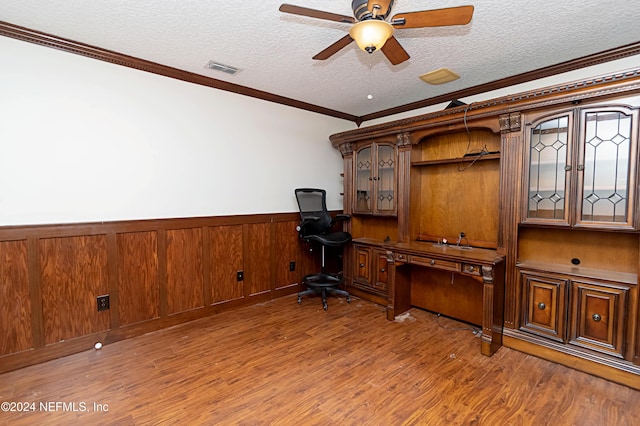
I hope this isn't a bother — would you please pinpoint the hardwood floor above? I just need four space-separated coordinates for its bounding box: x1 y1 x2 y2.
1 294 638 425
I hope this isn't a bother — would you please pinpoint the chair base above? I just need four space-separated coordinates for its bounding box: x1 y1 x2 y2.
297 273 350 311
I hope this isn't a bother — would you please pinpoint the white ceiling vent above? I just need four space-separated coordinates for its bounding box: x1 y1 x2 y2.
204 60 240 75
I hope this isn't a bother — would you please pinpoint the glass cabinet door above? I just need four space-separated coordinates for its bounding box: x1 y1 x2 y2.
355 146 373 213
376 144 395 213
576 108 636 228
526 113 572 225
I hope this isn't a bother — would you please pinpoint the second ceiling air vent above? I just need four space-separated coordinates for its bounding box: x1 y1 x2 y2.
204 60 240 75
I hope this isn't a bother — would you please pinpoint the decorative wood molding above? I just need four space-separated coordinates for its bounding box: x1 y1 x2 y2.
330 68 640 145
499 112 522 133
2 20 640 125
0 21 358 123
359 42 640 123
396 132 412 148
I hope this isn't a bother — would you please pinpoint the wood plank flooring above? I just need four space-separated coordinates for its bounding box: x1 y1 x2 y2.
1 295 639 425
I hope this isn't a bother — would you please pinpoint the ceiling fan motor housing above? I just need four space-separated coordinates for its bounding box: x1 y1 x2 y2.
352 0 372 21
352 0 394 21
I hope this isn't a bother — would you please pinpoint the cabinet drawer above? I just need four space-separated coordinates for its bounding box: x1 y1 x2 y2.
462 263 481 276
409 255 460 272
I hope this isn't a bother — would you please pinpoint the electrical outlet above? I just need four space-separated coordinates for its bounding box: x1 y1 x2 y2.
289 261 296 272
236 270 244 281
97 295 110 311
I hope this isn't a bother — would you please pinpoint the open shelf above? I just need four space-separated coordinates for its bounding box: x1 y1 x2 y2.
412 153 500 166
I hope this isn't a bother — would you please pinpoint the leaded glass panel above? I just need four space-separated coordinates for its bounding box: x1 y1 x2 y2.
355 146 372 211
376 145 395 212
528 116 569 220
580 111 631 223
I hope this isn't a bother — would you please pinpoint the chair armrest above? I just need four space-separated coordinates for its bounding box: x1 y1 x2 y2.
296 216 320 233
330 214 350 227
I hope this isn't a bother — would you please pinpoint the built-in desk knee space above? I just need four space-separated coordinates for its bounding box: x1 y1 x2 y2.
355 238 506 356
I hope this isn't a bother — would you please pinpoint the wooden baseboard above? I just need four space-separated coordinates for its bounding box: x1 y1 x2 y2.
503 329 640 390
0 289 297 374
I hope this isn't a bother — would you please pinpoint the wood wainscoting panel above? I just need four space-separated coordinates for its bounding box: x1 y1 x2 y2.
245 223 271 296
39 235 110 345
0 240 32 355
117 231 159 326
165 228 204 315
209 225 244 304
0 211 317 372
272 220 300 290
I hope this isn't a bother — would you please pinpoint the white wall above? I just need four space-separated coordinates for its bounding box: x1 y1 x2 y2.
0 36 356 226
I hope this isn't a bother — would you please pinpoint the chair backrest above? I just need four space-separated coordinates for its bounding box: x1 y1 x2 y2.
294 188 333 237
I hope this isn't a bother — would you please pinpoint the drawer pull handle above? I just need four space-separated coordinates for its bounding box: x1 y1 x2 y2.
468 266 474 272
430 260 436 265
592 313 602 322
537 302 546 310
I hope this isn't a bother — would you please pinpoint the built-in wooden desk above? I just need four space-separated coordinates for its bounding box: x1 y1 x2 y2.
353 238 506 356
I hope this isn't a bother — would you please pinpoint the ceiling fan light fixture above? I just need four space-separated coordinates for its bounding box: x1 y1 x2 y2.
349 19 394 53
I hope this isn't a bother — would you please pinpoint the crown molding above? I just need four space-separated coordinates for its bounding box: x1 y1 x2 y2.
2 20 639 125
0 21 359 123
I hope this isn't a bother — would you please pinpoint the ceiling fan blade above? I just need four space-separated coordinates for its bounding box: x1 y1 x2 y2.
392 5 474 28
381 36 410 65
313 34 354 60
279 4 355 24
367 0 393 17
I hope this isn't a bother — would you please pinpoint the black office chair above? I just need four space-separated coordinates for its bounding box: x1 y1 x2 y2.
295 188 351 310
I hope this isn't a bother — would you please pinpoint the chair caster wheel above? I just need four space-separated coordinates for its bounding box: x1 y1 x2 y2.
323 304 328 311
347 296 351 303
297 297 302 304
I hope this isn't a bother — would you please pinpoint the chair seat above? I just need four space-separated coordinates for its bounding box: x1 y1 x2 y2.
305 231 351 247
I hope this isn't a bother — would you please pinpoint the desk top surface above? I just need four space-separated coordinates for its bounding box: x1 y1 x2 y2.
353 238 505 265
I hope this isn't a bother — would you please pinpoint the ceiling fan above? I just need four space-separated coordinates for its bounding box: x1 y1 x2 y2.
279 1 474 65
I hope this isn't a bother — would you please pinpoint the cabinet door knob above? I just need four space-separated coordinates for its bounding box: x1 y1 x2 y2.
537 302 546 310
430 260 436 265
468 266 474 272
577 164 585 171
359 263 365 268
592 313 602 322
380 268 385 273
565 165 572 171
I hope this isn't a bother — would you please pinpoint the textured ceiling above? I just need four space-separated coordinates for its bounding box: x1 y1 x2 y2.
2 0 640 119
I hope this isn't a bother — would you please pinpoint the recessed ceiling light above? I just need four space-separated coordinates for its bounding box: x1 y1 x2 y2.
367 94 373 100
419 68 460 85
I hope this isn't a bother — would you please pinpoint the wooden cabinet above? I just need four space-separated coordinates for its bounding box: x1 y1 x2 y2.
331 75 640 387
569 279 629 358
523 105 638 229
519 267 633 360
520 271 568 343
353 244 390 295
353 140 397 216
